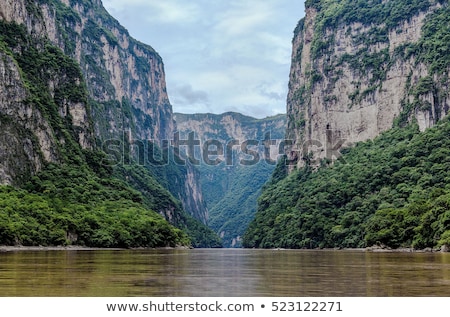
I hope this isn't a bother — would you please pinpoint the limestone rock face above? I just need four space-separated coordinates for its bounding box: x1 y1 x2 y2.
0 0 206 224
286 1 450 167
0 52 45 184
0 0 174 143
40 0 174 142
0 8 92 184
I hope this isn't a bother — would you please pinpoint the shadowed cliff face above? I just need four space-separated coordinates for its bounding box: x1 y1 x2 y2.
0 0 209 229
286 0 450 167
0 16 93 185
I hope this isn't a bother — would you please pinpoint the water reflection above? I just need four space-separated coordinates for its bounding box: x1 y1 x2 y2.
0 249 449 296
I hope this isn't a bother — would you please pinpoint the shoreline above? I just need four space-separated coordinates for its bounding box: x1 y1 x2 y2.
0 245 191 252
0 245 125 252
1 245 447 253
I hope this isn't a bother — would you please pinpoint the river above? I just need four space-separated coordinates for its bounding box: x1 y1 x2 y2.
1 249 449 296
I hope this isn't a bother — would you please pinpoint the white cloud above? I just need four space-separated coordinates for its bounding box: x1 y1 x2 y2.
104 0 201 24
214 5 272 37
144 2 201 24
170 84 209 107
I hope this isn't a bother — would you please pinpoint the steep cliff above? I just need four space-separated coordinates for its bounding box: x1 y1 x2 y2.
0 11 94 185
244 0 450 250
286 0 450 166
0 0 218 247
175 112 286 247
39 0 174 142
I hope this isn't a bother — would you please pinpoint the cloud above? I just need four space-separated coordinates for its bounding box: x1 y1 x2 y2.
214 3 272 37
171 84 209 104
144 2 201 25
227 104 284 119
104 0 201 24
257 80 286 98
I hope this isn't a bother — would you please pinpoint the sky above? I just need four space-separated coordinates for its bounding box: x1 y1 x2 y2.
102 0 305 118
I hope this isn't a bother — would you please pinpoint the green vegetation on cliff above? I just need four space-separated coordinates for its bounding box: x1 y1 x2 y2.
304 0 438 62
243 119 450 250
207 163 276 248
114 162 222 248
0 19 188 247
0 2 219 248
0 20 91 161
295 0 450 122
305 0 434 30
0 163 189 248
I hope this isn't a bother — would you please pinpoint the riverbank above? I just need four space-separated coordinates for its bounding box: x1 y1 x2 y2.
0 245 122 252
2 245 448 252
365 245 449 253
0 245 192 252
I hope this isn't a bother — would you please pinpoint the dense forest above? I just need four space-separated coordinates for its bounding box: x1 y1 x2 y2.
207 163 276 247
0 164 189 248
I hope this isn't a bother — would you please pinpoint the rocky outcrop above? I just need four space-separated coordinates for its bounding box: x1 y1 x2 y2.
0 52 45 184
0 18 93 184
176 112 286 141
286 0 450 167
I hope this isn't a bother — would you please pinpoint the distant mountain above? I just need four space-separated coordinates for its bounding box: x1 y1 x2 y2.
175 112 286 247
